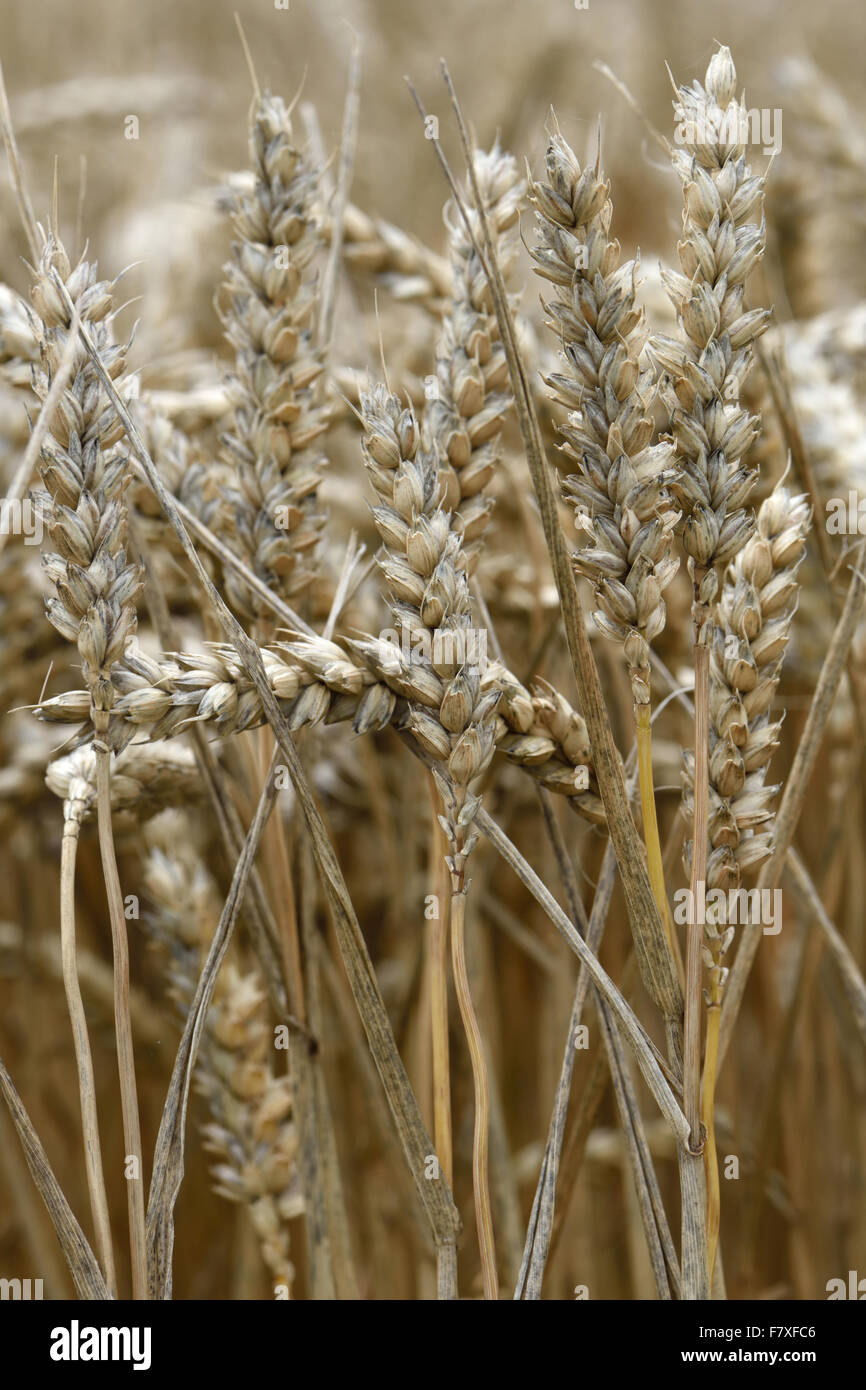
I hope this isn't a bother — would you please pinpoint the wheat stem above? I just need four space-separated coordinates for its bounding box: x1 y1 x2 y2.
685 635 710 1147
94 730 147 1300
701 999 722 1282
427 776 453 1189
60 816 117 1296
636 702 673 955
449 882 497 1300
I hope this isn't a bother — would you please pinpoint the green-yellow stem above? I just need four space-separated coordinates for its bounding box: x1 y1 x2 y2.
60 819 117 1296
430 901 453 1187
636 701 674 958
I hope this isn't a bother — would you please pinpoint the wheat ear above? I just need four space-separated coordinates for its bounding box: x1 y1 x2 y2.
143 818 303 1296
529 120 679 948
220 91 328 617
424 142 525 570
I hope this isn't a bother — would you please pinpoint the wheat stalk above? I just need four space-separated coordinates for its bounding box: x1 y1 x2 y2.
650 45 772 1150
31 232 147 1298
359 382 500 1295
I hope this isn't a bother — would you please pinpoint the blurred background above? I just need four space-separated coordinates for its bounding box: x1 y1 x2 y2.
1 0 865 326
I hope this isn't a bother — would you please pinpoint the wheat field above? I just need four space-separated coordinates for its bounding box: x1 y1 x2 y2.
0 0 864 1305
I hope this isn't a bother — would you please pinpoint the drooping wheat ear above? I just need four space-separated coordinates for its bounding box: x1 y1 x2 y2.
530 120 680 708
37 365 601 817
143 816 303 1295
682 485 812 969
424 143 524 572
340 202 452 312
37 642 604 820
219 91 328 617
490 664 604 821
650 46 772 631
46 742 202 821
32 235 142 717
